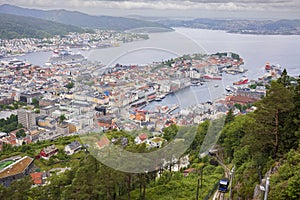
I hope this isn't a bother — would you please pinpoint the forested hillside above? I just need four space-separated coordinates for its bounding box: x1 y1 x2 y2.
0 4 172 32
0 13 88 39
218 70 300 199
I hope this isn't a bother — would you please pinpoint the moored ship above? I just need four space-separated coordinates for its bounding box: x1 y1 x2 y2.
203 74 222 80
233 77 248 85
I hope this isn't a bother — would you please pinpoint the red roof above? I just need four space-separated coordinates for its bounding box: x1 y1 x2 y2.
10 140 17 146
139 133 148 141
226 95 258 105
97 136 110 148
31 172 43 185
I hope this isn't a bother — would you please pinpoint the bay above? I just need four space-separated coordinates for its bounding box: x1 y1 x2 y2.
3 28 300 109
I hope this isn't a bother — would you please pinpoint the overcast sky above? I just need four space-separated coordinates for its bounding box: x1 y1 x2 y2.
1 0 300 19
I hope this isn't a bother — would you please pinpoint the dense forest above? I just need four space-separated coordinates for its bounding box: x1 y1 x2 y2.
0 71 299 199
0 13 88 39
218 70 300 199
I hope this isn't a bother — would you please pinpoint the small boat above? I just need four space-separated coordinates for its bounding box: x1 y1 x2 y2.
203 74 222 80
155 94 166 101
233 77 248 85
81 46 90 51
225 86 233 92
265 62 271 70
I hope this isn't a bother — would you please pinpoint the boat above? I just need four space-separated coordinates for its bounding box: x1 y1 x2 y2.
53 49 59 54
81 46 90 51
265 62 271 70
168 104 179 114
233 77 248 85
160 105 169 113
155 94 166 101
159 104 179 114
131 99 147 108
203 74 222 80
225 86 232 92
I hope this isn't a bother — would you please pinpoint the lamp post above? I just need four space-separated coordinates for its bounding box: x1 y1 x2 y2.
229 166 235 200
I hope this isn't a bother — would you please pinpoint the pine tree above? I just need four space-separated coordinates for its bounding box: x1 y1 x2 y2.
225 108 235 125
250 81 294 159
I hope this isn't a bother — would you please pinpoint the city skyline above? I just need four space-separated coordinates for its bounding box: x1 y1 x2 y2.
1 0 300 19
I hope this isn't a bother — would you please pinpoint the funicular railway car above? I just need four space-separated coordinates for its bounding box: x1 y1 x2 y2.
218 179 229 193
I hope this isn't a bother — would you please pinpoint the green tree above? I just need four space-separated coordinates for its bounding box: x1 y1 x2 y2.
221 115 254 161
65 82 75 89
32 98 39 108
225 108 235 125
59 114 66 124
16 129 26 138
277 68 291 87
234 103 242 111
162 124 178 141
2 176 32 200
247 81 295 159
269 148 300 200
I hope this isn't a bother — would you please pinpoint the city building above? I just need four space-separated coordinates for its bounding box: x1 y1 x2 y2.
40 105 58 116
17 109 36 129
19 92 42 104
0 96 14 105
56 123 70 135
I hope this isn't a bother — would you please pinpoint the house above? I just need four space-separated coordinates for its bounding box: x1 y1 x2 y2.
97 116 118 131
64 140 81 155
134 133 148 144
30 171 48 185
146 137 165 149
0 156 34 187
40 145 58 159
96 136 110 149
0 132 17 147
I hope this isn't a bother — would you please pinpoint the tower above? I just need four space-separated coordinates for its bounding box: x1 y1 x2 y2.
17 109 36 129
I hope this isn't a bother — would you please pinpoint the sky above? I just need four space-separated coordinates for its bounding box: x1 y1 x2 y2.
1 0 300 19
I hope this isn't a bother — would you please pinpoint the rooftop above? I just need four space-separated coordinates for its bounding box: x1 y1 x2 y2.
43 144 57 155
30 172 43 185
0 156 33 179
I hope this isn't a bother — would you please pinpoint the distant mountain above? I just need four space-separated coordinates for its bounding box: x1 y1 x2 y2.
159 18 300 35
0 4 172 31
0 13 88 39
